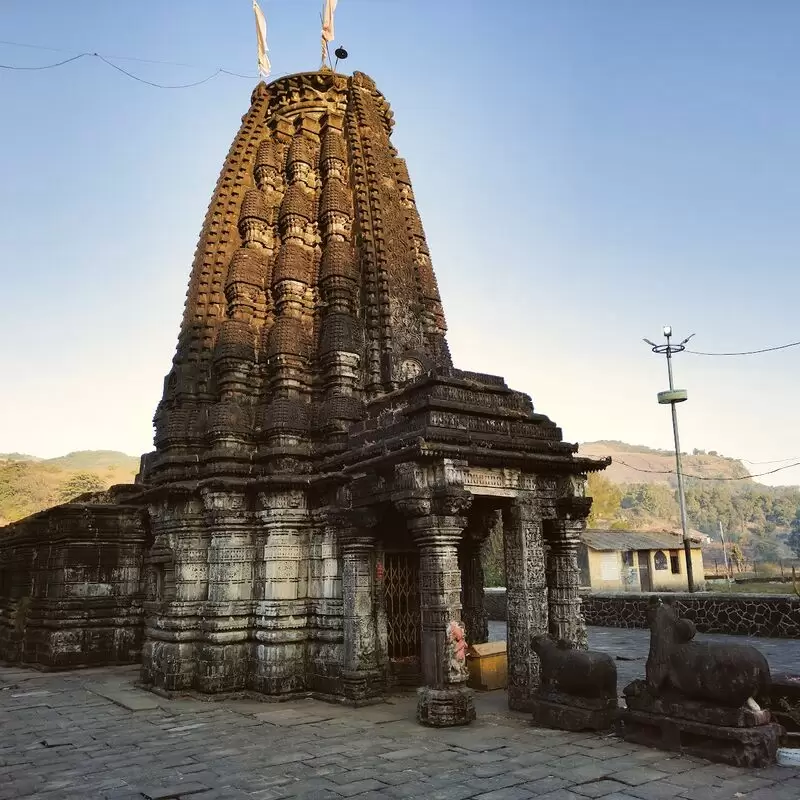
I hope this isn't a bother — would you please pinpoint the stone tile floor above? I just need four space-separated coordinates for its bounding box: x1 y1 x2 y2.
489 624 800 689
1 626 798 800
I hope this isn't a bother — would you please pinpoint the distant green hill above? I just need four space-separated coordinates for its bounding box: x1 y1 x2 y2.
44 450 140 472
579 441 800 565
0 450 139 526
0 452 42 462
579 441 751 486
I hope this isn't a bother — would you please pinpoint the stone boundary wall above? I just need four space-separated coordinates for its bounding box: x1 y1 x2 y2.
482 588 800 639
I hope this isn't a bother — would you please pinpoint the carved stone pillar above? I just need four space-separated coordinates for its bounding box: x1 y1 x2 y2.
340 531 383 703
140 495 205 693
503 493 547 711
459 509 496 646
250 488 310 695
546 497 592 649
397 490 476 727
197 488 254 693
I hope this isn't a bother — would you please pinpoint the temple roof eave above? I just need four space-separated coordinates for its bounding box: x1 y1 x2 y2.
320 439 610 478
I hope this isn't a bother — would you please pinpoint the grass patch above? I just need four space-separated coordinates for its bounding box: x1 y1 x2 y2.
704 580 797 595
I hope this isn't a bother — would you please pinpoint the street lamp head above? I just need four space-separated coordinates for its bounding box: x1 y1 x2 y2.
663 325 672 338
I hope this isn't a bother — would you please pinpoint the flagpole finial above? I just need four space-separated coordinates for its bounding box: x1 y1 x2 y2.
320 0 338 70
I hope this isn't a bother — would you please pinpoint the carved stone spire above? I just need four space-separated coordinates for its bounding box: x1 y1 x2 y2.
143 71 453 484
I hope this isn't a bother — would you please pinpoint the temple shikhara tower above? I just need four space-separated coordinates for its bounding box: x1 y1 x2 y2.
0 69 608 725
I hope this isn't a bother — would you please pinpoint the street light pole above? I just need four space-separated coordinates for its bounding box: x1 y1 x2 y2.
644 326 697 593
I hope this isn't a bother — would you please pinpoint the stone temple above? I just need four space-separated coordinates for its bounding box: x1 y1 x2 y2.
0 70 608 724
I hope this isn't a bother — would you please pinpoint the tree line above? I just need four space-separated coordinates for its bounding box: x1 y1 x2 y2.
586 473 800 562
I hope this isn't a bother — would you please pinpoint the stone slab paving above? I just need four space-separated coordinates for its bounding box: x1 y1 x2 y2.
486 624 800 690
2 661 799 800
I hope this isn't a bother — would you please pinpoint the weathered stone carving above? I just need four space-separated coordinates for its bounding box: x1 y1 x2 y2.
534 635 616 699
643 599 770 706
398 357 423 383
144 567 161 601
530 634 618 731
446 621 469 683
619 597 782 767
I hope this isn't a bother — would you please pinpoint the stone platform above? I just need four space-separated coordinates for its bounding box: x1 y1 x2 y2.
619 680 783 768
618 706 783 769
3 663 800 800
530 691 617 732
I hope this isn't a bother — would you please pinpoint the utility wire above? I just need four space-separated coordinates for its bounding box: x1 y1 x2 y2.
742 455 800 465
0 38 254 73
0 53 88 70
94 54 225 89
686 339 800 356
0 44 258 85
613 458 800 481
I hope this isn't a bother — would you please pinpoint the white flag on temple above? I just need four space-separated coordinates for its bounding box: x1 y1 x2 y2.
322 0 338 42
253 0 271 78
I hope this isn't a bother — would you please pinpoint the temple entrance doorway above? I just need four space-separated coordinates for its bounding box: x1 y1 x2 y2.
384 550 422 686
462 504 504 648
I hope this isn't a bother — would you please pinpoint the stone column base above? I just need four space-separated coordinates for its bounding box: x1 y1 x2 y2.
417 686 476 727
340 669 386 706
508 686 535 713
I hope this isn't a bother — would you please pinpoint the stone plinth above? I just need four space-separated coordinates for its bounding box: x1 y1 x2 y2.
618 706 782 768
417 686 476 727
531 692 617 732
620 678 783 767
624 679 771 727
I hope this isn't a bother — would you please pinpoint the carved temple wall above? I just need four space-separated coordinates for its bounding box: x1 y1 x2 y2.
138 487 346 697
0 467 593 710
0 500 147 668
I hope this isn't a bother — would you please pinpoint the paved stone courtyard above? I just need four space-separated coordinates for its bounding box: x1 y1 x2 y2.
489 623 800 688
1 628 798 800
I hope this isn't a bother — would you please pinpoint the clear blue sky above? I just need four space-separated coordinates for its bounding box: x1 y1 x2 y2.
1 1 799 487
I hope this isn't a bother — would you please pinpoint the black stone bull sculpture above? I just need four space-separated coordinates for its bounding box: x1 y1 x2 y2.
645 597 770 708
532 635 617 699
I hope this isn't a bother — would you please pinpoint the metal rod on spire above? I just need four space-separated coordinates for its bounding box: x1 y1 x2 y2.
321 0 338 69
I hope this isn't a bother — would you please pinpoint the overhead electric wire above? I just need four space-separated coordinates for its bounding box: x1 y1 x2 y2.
685 339 800 356
0 52 88 70
613 459 800 481
0 39 207 68
0 40 258 84
94 54 226 89
742 455 800 465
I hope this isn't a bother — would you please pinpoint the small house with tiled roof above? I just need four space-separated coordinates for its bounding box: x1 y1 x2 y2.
578 529 705 592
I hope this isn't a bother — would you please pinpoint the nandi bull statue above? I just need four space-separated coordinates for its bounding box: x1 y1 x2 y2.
529 634 618 731
619 596 782 768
